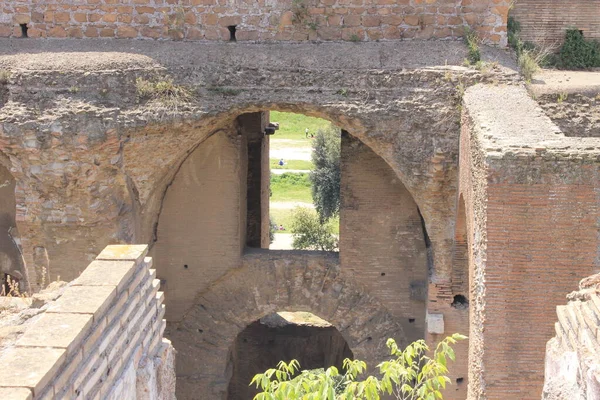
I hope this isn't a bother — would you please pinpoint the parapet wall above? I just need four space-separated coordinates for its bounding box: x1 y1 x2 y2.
543 273 600 400
461 84 600 399
0 244 175 400
0 0 508 45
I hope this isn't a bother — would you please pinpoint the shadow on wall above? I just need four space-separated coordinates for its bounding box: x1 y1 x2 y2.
0 162 25 292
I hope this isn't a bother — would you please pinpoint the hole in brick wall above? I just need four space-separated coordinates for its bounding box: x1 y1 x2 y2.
579 29 584 37
20 24 28 38
198 329 203 333
184 264 188 269
380 272 386 276
408 318 415 323
456 377 464 384
451 294 469 310
228 25 237 42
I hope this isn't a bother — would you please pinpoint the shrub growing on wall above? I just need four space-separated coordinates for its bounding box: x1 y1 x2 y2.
251 333 466 400
290 207 338 252
559 29 600 69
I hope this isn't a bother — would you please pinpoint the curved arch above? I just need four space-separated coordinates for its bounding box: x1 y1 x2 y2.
131 103 430 246
226 310 354 399
168 251 406 399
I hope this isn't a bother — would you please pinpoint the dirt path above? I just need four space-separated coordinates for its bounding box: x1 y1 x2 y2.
270 201 314 209
531 70 600 96
270 147 312 161
270 233 294 250
271 169 310 175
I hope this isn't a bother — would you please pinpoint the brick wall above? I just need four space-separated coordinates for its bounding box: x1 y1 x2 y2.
0 0 509 45
462 84 600 399
0 244 175 400
151 127 246 322
340 134 428 344
483 179 599 399
510 0 600 45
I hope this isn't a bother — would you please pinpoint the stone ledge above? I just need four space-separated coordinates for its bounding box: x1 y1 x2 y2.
0 387 33 400
46 285 116 322
0 347 66 396
72 260 137 293
0 244 163 399
96 244 148 264
15 312 93 357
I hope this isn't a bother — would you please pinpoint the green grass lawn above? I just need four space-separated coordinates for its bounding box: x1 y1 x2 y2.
270 159 313 170
270 173 312 203
270 208 295 231
270 207 340 235
270 111 332 140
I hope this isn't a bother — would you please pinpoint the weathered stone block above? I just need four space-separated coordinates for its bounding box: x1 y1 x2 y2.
0 347 66 396
0 388 32 400
426 313 445 334
96 245 148 264
16 312 93 356
47 286 116 322
73 260 136 293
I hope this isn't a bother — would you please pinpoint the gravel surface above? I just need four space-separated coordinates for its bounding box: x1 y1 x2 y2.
0 38 517 73
531 70 600 96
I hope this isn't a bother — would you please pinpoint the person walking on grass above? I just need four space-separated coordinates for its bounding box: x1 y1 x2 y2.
305 128 309 138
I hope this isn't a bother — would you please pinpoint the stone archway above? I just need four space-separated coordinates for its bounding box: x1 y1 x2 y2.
167 250 406 399
226 311 354 400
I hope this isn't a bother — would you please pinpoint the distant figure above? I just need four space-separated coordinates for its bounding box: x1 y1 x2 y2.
279 224 285 231
305 128 309 138
310 133 315 138
278 159 284 166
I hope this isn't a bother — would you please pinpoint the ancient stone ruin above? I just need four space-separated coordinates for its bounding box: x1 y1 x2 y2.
0 1 599 400
543 273 600 400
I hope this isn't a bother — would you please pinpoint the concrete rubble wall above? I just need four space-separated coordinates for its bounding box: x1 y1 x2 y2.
169 250 406 398
542 273 600 400
0 40 521 400
0 244 176 400
0 0 509 45
461 84 600 399
0 40 517 293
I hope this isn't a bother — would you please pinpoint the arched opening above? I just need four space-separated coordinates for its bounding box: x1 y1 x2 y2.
152 108 428 329
226 311 353 400
0 162 24 294
150 106 431 400
267 111 341 251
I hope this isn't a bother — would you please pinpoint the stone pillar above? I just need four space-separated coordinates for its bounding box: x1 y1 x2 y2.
339 132 428 344
238 112 270 249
